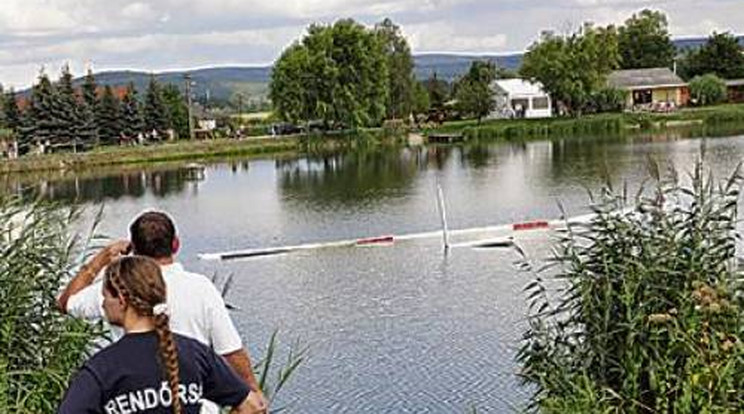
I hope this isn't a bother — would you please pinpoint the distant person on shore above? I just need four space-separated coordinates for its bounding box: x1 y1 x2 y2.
58 256 261 414
57 211 267 414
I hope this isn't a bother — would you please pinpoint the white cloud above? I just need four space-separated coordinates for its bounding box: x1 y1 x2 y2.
406 21 507 52
0 0 741 88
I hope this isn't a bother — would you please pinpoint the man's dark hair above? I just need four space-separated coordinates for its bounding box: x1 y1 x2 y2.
129 211 176 259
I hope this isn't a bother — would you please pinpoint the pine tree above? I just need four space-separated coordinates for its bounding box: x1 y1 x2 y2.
56 64 81 145
97 85 122 144
82 69 98 112
161 84 189 139
121 83 144 138
77 100 97 147
81 69 99 143
3 89 21 133
29 71 63 146
144 76 169 136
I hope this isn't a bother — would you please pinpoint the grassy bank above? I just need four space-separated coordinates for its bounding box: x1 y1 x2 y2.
0 136 302 174
0 126 412 175
432 104 744 141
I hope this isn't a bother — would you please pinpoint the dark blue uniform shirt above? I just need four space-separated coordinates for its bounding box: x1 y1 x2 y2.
58 331 250 414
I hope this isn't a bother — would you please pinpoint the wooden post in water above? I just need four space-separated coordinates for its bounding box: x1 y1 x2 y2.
436 182 450 253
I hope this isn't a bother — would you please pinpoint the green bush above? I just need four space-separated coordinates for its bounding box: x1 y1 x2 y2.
519 163 744 413
0 198 106 412
689 74 727 106
590 87 628 113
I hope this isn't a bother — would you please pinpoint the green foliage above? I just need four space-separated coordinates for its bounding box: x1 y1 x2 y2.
57 65 82 145
161 84 190 139
455 61 498 123
270 19 389 129
519 163 744 413
618 9 676 69
412 81 431 115
254 330 308 412
461 115 623 140
0 197 106 412
589 87 628 113
97 86 123 144
81 69 99 144
121 83 144 138
422 72 451 110
375 18 416 119
521 25 620 116
3 89 21 133
27 71 63 145
689 74 728 106
144 76 169 135
679 32 744 80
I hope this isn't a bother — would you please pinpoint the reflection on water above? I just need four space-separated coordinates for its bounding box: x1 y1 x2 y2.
3 127 736 205
0 166 208 202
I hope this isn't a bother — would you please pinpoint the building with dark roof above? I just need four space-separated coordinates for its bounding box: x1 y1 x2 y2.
607 68 689 109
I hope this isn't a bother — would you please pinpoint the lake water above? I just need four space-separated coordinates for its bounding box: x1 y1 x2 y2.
5 130 744 413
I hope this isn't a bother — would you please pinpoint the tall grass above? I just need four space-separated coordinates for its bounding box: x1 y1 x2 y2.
519 162 744 413
0 197 106 412
461 115 624 141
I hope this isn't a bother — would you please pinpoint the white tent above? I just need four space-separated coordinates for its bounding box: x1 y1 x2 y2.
490 79 552 119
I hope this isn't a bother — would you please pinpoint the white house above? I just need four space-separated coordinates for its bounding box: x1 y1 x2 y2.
490 79 552 119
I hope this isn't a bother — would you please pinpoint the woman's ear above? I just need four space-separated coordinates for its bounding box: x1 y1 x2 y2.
117 293 128 310
172 236 180 255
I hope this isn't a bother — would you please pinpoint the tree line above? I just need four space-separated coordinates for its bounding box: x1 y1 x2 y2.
0 66 190 152
272 11 744 125
521 10 744 115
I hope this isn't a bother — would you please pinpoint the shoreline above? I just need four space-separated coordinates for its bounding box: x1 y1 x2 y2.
3 104 744 175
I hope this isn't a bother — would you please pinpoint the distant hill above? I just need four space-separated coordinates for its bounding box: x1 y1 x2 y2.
413 53 523 81
69 67 272 105
23 35 742 103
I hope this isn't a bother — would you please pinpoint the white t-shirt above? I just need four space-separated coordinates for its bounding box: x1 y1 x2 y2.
66 262 243 355
66 263 243 414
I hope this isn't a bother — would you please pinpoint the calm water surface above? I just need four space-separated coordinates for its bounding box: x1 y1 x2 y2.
5 131 744 413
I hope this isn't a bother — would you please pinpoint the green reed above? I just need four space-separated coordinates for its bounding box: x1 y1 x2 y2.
519 162 744 413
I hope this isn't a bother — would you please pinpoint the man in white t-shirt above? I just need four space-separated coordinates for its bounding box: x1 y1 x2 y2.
57 211 267 414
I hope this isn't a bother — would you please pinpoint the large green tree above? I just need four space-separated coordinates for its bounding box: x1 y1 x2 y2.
3 89 21 133
121 83 144 138
422 72 451 110
375 18 415 120
618 9 676 69
97 85 122 144
161 84 189 139
28 71 63 145
412 81 430 115
56 65 81 145
521 25 620 116
144 76 169 136
270 19 389 129
679 32 744 80
455 61 498 123
80 69 99 144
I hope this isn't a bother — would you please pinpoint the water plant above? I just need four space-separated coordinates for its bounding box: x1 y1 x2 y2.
0 197 106 412
519 161 744 412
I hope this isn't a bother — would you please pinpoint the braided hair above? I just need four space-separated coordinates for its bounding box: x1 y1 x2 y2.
104 256 183 414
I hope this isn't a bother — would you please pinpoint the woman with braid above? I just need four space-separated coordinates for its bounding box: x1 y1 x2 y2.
58 256 260 414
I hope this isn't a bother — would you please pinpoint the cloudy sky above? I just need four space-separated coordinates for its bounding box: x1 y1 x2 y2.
0 0 742 88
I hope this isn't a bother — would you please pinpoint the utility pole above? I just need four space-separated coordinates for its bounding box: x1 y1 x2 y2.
184 73 194 140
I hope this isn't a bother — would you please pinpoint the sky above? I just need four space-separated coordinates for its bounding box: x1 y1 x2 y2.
0 0 742 89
